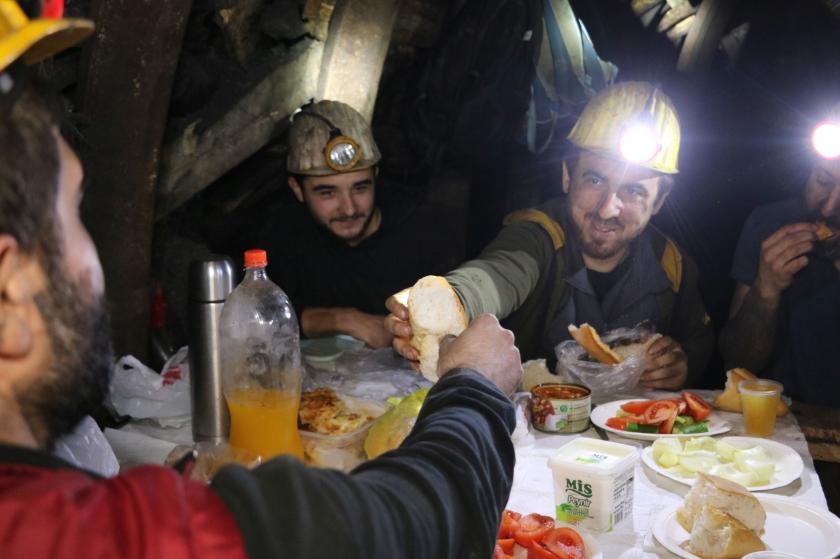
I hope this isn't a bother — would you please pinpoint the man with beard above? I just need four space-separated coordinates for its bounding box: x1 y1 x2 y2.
254 100 458 349
720 103 840 406
386 82 714 390
0 4 522 558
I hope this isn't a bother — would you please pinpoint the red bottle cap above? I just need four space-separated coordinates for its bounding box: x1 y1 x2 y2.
244 249 268 268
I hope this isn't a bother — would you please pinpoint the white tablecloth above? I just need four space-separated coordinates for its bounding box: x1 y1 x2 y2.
506 390 829 558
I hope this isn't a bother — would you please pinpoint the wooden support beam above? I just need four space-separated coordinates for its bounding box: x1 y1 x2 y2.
317 0 403 121
677 0 739 74
156 39 325 219
77 0 193 360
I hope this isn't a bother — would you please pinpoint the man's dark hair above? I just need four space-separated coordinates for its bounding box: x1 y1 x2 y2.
0 86 61 254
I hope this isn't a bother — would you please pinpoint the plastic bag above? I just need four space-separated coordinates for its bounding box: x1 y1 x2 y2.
54 416 120 477
555 326 654 402
107 347 190 424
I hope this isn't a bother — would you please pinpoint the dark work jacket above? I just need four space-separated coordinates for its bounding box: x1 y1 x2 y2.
256 187 460 321
0 370 515 559
447 197 714 384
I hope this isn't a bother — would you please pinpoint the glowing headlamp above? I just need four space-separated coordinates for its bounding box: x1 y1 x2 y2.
812 121 840 160
619 123 661 165
294 109 362 172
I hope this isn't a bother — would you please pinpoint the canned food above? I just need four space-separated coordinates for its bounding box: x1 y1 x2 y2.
530 383 591 433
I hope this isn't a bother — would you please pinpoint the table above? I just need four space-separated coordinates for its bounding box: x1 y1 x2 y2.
506 389 830 558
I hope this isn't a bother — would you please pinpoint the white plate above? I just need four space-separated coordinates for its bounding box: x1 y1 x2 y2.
641 436 804 491
652 494 840 559
590 399 731 441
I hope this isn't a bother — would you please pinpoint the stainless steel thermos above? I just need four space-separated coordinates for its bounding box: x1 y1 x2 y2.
188 257 235 442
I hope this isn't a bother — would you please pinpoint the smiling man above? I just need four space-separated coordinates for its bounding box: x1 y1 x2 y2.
387 82 714 390
256 100 457 348
720 102 840 405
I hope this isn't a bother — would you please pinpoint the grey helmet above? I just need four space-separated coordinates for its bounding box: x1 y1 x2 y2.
287 100 382 176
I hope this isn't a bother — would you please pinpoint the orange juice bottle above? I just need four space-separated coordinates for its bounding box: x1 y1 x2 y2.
219 249 305 460
226 388 304 459
739 379 783 437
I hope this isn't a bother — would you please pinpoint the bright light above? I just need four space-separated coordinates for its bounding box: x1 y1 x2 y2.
619 124 660 164
812 121 840 159
329 142 357 168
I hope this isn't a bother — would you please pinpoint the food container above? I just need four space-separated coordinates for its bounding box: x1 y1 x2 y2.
548 438 639 533
300 395 390 471
530 383 591 433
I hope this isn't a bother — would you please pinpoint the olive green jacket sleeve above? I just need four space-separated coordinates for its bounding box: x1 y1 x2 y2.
445 221 555 321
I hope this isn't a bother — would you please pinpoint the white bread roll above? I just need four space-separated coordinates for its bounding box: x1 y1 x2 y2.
677 472 766 536
714 368 788 416
685 505 765 559
407 276 468 382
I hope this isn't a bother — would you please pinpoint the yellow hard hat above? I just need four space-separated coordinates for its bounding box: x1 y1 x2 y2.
287 100 381 176
0 0 93 73
567 81 681 174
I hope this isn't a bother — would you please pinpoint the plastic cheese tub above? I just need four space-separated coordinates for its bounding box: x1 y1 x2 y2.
548 437 639 533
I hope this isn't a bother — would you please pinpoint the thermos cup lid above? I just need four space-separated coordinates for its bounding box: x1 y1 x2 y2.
189 257 235 302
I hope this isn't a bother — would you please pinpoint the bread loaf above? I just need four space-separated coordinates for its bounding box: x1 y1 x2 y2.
407 276 468 382
678 473 767 559
714 368 788 416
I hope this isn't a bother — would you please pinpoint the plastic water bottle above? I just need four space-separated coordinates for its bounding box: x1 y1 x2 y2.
219 249 304 460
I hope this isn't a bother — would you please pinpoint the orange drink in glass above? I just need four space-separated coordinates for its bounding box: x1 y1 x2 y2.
738 379 783 437
226 387 304 460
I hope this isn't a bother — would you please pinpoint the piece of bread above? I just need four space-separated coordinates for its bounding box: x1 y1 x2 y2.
611 333 662 361
407 276 468 382
816 221 835 241
568 323 622 364
677 472 766 536
714 368 788 416
684 505 766 559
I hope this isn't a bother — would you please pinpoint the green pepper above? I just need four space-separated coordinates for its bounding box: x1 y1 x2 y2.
626 422 659 434
674 415 694 425
673 420 710 434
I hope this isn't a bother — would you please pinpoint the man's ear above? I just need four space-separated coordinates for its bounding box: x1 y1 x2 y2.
562 162 571 195
651 179 673 215
0 235 35 358
287 176 305 203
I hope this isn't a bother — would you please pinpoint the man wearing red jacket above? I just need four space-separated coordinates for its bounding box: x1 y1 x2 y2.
0 3 523 558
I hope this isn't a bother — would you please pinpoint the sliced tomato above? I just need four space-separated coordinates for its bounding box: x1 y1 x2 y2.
641 400 678 424
527 542 560 559
497 538 515 554
499 510 522 539
542 527 586 559
619 400 656 415
682 391 711 422
659 408 679 434
514 513 555 547
606 416 630 430
668 398 688 415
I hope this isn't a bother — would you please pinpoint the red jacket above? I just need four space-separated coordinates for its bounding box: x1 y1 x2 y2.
0 446 246 559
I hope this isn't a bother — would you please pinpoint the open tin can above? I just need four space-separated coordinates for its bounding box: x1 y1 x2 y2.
530 382 591 434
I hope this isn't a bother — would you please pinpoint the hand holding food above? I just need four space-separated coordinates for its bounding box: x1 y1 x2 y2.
639 335 688 390
754 222 816 300
567 323 660 364
407 276 468 380
384 287 418 361
437 314 522 396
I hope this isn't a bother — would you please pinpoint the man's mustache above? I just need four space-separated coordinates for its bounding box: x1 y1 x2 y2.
587 214 622 228
331 214 366 224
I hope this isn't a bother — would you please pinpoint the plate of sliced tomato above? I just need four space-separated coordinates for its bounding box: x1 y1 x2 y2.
590 393 731 441
495 510 602 559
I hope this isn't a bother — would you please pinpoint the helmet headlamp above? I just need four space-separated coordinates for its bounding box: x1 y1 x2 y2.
812 121 840 160
619 123 661 165
294 109 363 172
